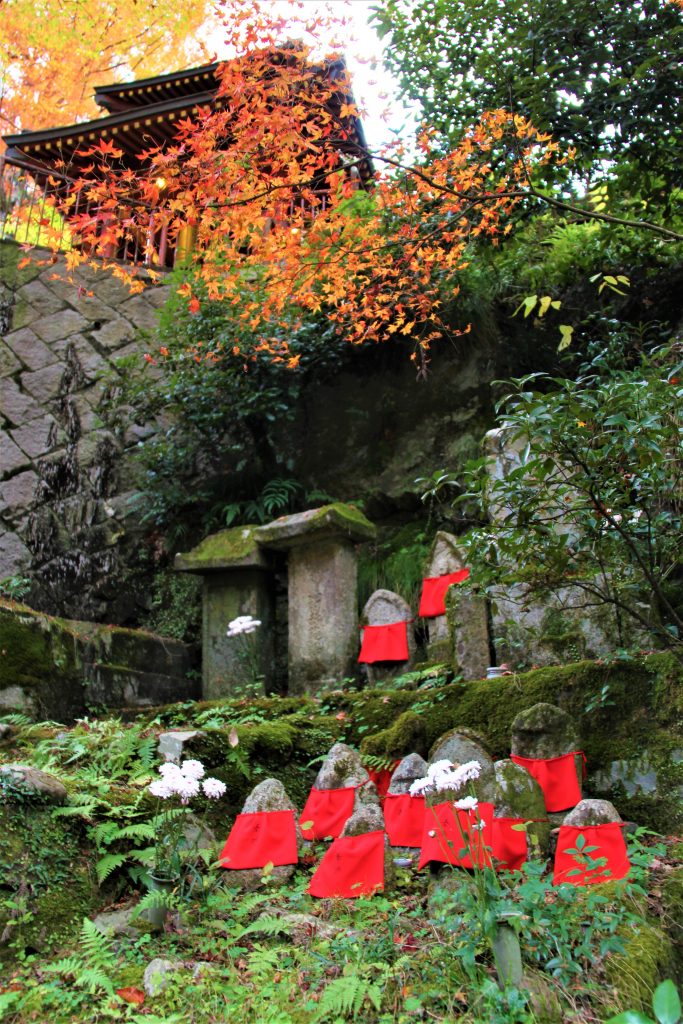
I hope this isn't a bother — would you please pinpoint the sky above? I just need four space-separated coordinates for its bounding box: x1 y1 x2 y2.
209 0 417 151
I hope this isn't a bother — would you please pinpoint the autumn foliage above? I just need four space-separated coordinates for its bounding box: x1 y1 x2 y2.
0 0 217 134
31 2 567 363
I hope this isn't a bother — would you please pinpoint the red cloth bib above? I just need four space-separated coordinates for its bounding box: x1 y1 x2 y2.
299 787 356 840
418 570 470 617
308 831 385 898
384 793 426 848
365 765 397 803
219 810 298 869
418 801 494 869
511 752 585 812
358 622 410 663
553 823 630 886
491 817 529 872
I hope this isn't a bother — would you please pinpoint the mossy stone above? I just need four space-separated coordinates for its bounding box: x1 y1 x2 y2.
511 702 578 758
493 758 550 855
254 503 376 549
604 921 675 1014
174 525 268 571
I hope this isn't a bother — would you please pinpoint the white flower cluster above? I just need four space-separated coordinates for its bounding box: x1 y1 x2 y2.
149 759 227 803
409 759 482 796
226 615 262 637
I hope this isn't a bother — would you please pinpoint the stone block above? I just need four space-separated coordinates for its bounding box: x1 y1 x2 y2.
54 335 106 379
201 569 276 699
1 431 30 476
0 343 21 378
287 538 359 693
20 362 65 402
445 584 490 681
32 308 88 344
157 730 204 763
12 279 65 327
175 526 269 572
0 469 39 512
0 377 41 426
90 317 135 350
0 530 31 577
118 294 163 331
11 414 57 459
6 327 59 371
254 502 376 549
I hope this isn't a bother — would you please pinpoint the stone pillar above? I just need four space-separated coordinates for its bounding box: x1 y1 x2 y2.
174 526 275 699
445 584 490 681
361 588 415 686
255 504 376 694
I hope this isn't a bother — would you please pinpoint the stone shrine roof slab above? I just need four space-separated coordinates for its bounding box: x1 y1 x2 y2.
174 526 270 572
254 503 376 550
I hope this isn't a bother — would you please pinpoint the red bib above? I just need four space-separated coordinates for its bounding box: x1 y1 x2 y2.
358 622 410 663
365 765 397 803
219 810 298 869
308 831 385 898
553 823 630 886
511 752 585 812
491 817 529 872
299 787 356 840
384 793 426 848
418 801 494 869
418 570 470 617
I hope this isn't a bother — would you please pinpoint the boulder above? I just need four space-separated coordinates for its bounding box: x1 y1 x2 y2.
563 799 622 827
0 764 67 804
143 958 182 998
92 905 141 938
225 777 303 892
493 758 550 856
388 753 429 796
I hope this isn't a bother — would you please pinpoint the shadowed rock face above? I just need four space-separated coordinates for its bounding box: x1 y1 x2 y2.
563 799 622 827
510 702 578 759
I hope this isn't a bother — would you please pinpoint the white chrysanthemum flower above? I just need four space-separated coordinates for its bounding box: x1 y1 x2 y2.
177 777 201 804
181 759 205 781
450 761 481 787
159 762 183 778
202 777 227 799
471 821 487 831
454 795 479 812
430 759 455 776
226 615 262 637
409 777 429 796
149 778 174 799
428 829 436 838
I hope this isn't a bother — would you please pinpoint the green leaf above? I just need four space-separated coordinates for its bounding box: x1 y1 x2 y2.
558 324 574 351
653 980 681 1024
604 1012 654 1024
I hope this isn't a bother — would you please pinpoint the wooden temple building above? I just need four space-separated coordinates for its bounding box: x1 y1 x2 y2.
0 57 370 268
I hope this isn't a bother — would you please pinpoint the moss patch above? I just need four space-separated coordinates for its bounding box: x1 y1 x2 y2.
604 921 675 1014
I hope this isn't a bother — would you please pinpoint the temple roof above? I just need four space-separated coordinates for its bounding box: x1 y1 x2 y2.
2 55 371 180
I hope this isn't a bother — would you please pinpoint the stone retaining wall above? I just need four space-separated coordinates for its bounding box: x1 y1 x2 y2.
0 242 169 621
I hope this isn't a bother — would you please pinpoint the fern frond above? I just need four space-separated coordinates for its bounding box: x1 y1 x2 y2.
116 822 156 842
80 917 116 970
96 852 128 884
239 915 288 938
